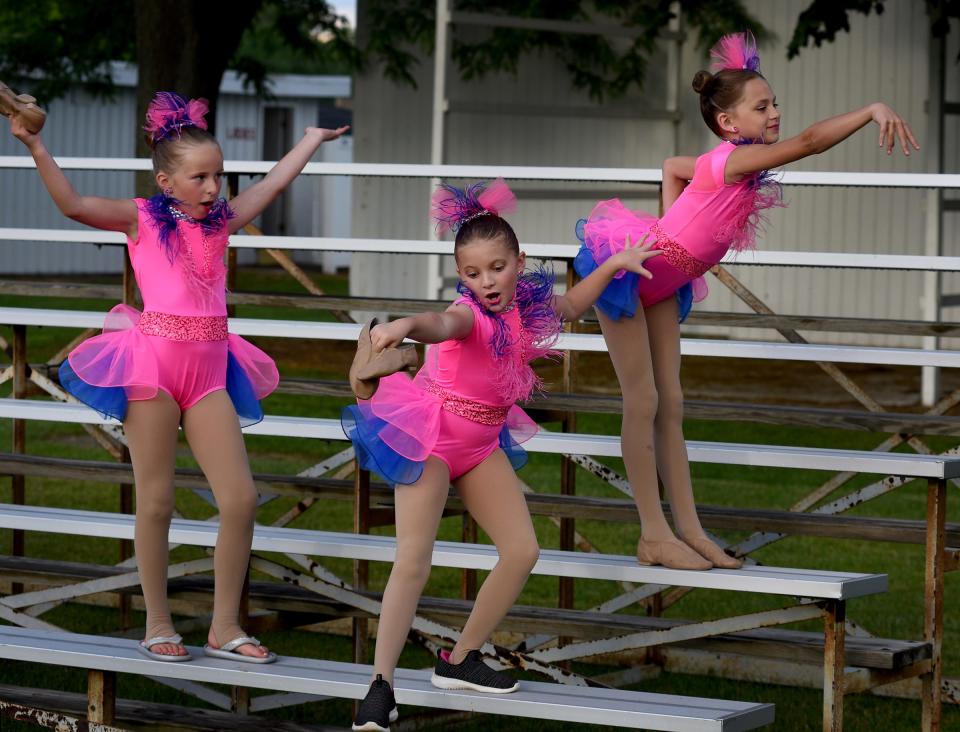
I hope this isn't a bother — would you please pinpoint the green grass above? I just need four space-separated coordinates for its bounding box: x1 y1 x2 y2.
0 267 958 730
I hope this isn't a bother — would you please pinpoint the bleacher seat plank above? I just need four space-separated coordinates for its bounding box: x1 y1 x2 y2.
0 555 924 672
5 306 960 366
1 399 958 479
1 452 958 545
0 504 886 600
0 627 775 731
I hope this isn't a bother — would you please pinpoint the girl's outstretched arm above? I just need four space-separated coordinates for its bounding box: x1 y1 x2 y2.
370 304 474 350
662 156 695 212
9 117 137 234
228 125 350 233
553 238 661 322
725 103 919 182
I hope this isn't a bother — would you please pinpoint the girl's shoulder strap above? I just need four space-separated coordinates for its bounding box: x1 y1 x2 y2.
706 141 738 189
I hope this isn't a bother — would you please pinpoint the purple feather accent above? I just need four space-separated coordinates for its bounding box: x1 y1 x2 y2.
431 178 517 234
142 193 235 263
457 264 563 402
432 182 490 234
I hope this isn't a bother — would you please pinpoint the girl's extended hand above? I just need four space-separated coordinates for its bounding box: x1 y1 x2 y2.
370 320 410 351
609 233 661 280
8 114 40 148
870 103 919 156
306 125 350 143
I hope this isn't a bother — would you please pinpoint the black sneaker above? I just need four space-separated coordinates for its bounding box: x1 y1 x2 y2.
352 674 398 732
430 649 519 693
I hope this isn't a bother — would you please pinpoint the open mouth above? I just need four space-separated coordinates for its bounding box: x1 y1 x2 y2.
484 292 501 306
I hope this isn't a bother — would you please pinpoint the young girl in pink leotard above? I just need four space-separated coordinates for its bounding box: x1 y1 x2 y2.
342 179 659 732
574 32 919 571
9 92 348 662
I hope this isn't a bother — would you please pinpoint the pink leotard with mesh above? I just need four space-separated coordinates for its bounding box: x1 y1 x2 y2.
361 297 539 480
64 198 278 419
578 141 781 312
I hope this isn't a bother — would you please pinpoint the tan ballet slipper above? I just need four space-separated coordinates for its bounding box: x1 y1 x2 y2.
349 318 419 400
0 82 46 134
682 536 743 569
636 537 712 571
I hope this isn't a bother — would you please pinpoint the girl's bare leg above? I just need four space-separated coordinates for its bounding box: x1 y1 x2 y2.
596 304 710 569
372 457 451 686
124 392 185 657
181 390 270 658
595 306 674 540
644 297 742 568
450 449 539 662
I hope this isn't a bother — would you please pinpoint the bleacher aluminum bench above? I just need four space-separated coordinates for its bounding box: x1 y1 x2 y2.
0 390 955 731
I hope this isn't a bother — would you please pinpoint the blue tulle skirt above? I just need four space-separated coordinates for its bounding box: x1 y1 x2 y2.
341 404 529 486
61 351 268 428
573 245 696 323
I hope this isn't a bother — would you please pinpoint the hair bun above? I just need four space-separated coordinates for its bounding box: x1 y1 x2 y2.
692 70 714 94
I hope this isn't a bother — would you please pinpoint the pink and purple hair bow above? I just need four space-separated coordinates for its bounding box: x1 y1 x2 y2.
144 92 209 145
710 31 761 74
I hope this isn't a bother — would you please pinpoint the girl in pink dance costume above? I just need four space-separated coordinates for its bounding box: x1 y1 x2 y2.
9 92 348 662
574 32 919 571
343 179 659 731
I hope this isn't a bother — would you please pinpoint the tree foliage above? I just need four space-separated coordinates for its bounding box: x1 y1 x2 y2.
787 0 960 59
362 0 770 100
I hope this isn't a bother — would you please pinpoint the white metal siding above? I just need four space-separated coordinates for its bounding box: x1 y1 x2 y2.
351 0 950 350
1 79 350 274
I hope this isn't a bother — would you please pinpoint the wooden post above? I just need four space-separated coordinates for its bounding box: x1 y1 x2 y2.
461 512 477 600
87 669 116 725
353 465 371 718
558 264 577 658
922 477 946 731
12 324 26 595
822 600 846 732
230 566 252 714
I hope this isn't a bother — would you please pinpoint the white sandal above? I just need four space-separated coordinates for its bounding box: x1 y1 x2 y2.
203 635 277 664
137 633 192 662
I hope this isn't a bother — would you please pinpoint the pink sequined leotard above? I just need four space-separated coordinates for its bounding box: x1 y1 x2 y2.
60 195 279 425
574 141 782 321
342 271 563 485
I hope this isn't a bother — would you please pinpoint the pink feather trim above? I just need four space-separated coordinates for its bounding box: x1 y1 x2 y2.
709 31 761 73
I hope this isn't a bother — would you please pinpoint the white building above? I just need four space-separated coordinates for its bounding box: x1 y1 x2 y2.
349 0 959 347
0 63 352 274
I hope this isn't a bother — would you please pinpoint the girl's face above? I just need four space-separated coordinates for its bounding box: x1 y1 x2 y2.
155 141 224 219
722 78 781 144
456 236 525 313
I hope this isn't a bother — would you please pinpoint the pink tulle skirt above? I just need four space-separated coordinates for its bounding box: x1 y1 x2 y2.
342 370 537 485
575 200 707 321
61 304 278 425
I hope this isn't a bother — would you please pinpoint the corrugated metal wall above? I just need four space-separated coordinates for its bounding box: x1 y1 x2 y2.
351 0 955 348
1 82 350 273
684 0 935 347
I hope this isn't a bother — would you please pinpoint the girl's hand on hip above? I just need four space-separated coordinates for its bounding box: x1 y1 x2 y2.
611 232 661 280
870 103 919 156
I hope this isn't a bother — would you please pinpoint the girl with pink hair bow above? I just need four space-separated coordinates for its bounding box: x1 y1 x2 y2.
8 91 348 662
574 31 919 571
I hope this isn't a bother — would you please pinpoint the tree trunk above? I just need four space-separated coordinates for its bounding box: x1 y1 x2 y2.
133 0 263 195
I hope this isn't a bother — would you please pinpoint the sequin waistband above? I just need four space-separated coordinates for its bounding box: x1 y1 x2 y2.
138 311 228 342
423 380 510 426
650 222 713 279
